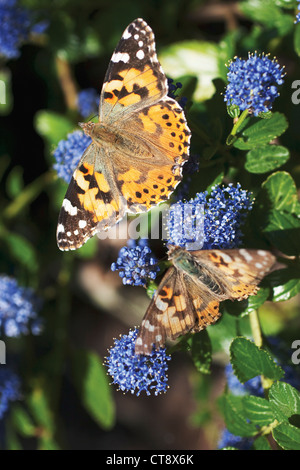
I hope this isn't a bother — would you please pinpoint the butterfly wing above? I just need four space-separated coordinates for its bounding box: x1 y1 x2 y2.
57 144 125 251
99 18 168 124
135 267 198 355
188 249 276 300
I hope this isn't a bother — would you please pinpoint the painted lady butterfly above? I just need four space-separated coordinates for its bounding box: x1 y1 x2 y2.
57 18 191 250
135 246 276 355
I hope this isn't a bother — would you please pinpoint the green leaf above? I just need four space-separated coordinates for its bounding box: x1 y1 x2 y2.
159 41 220 101
294 23 300 56
242 395 275 426
240 0 294 35
230 337 284 383
267 268 300 302
245 145 290 174
233 113 288 150
222 286 270 318
263 210 300 256
272 422 300 450
219 394 257 437
34 110 75 146
6 166 24 199
260 171 299 213
0 231 38 273
190 330 212 374
253 436 272 450
27 382 55 434
269 382 300 421
71 349 115 430
11 405 36 437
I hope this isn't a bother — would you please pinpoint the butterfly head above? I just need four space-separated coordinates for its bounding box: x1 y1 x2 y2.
79 121 95 137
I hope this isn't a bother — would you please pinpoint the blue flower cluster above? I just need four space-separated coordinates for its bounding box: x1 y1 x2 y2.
0 0 47 59
218 429 253 450
0 369 21 419
167 78 187 108
53 130 91 184
295 1 300 24
77 88 99 118
224 52 285 116
0 275 42 337
167 183 253 250
111 239 159 287
105 328 170 396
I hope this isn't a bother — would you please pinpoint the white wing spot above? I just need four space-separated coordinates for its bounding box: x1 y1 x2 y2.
62 199 77 216
74 229 79 236
138 40 143 47
111 52 130 63
57 224 65 233
258 250 267 257
78 220 87 229
122 30 131 39
136 50 145 60
240 249 253 262
155 334 162 342
134 34 139 40
67 231 72 237
255 262 263 269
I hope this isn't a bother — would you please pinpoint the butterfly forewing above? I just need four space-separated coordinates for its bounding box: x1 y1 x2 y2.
57 18 190 251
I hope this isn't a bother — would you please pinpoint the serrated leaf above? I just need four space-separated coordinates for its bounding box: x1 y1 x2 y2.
253 436 272 450
242 395 275 426
230 337 284 383
233 113 288 150
219 394 257 437
71 349 115 430
272 422 300 450
263 210 300 256
269 382 300 422
190 330 212 374
260 171 299 213
245 145 289 174
267 268 300 302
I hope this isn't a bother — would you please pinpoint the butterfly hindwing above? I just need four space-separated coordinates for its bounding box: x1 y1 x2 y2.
135 247 275 355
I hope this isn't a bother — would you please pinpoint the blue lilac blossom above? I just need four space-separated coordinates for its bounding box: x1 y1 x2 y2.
0 0 47 59
77 88 99 118
105 328 170 396
218 429 253 450
224 52 285 116
0 275 42 337
111 239 159 287
0 369 21 419
167 183 253 250
53 130 91 184
167 78 187 108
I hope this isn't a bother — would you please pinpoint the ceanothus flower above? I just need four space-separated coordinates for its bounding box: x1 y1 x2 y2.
0 0 48 59
53 130 91 184
105 328 170 396
217 429 253 450
0 368 21 419
77 88 99 118
111 239 159 287
167 183 253 250
224 52 285 116
0 275 42 337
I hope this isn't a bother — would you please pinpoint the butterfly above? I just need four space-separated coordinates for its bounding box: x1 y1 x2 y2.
135 246 276 355
57 18 191 251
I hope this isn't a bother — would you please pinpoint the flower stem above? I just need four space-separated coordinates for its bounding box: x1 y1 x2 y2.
3 170 56 220
249 309 273 391
55 55 78 111
226 109 249 145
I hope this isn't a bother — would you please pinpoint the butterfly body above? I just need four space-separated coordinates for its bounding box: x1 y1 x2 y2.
135 247 276 355
57 18 190 251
